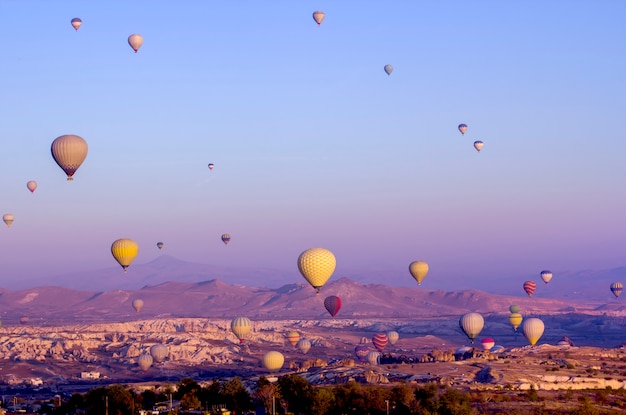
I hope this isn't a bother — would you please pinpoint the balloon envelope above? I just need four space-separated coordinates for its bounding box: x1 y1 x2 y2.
523 281 537 297
409 260 429 285
481 338 495 351
384 64 393 75
71 18 82 31
231 317 252 343
132 299 144 313
128 34 144 52
51 134 88 181
371 333 388 352
156 242 164 250
458 123 468 135
262 351 284 372
522 317 545 346
26 181 37 193
297 248 336 293
297 338 311 354
137 353 153 371
208 163 215 170
459 312 484 343
366 351 381 365
3 214 14 228
286 331 300 347
150 344 168 363
354 345 369 362
312 10 325 25
324 295 342 317
111 239 139 272
508 313 523 331
473 141 484 152
509 304 520 314
221 234 231 245
540 270 553 284
386 330 399 345
610 282 623 298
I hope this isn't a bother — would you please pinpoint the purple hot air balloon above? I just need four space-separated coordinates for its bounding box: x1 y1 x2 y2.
324 295 342 317
354 345 369 362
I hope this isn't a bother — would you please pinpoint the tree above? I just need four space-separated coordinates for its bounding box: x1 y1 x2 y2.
253 378 280 415
222 377 252 414
278 374 314 415
310 387 335 415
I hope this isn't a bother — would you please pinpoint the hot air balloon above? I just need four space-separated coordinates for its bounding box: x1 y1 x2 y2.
71 18 82 31
297 338 311 354
111 239 139 272
473 141 484 152
324 295 342 317
540 270 553 284
610 282 623 299
366 351 381 365
508 313 523 331
297 248 336 293
156 242 164 250
208 163 215 170
312 10 325 25
354 344 369 362
371 333 388 352
384 64 393 75
231 317 252 343
262 351 284 372
51 134 88 181
128 34 143 53
459 312 484 344
137 353 153 371
132 299 144 313
19 316 29 325
286 331 300 348
458 124 468 135
26 181 37 193
509 304 520 314
522 317 545 346
480 338 495 351
150 344 168 363
386 330 399 345
523 281 537 297
221 234 231 245
3 214 14 228
408 260 429 285
359 336 369 344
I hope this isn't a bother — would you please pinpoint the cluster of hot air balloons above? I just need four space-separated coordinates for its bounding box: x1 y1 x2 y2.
521 270 555 297
457 123 485 152
70 17 144 53
460 310 544 347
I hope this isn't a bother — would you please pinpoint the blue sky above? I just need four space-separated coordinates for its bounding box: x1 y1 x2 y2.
0 1 625 290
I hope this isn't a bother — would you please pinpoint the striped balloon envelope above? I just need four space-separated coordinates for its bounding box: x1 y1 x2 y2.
523 281 537 297
371 333 388 352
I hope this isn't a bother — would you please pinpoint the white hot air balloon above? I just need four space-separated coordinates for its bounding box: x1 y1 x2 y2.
312 10 325 25
459 312 484 344
366 351 381 365
128 34 144 53
297 338 311 354
384 64 393 75
137 353 153 371
386 330 399 345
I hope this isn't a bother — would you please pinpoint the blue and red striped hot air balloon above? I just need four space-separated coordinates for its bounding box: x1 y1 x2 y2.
372 333 388 352
324 295 342 317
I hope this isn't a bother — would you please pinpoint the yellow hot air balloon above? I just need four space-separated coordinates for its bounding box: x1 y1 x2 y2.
111 238 139 272
286 331 300 347
508 313 523 331
132 299 144 313
408 260 429 285
3 214 14 228
71 18 82 31
262 351 284 372
297 248 336 294
231 317 252 343
522 317 545 346
128 34 144 53
312 10 325 25
51 135 88 181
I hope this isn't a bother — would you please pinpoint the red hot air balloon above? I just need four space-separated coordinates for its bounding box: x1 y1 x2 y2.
523 281 537 297
371 333 388 352
324 295 342 317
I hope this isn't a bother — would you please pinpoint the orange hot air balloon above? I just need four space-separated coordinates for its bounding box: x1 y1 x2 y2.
312 10 325 25
128 34 144 53
26 181 37 193
51 135 88 181
286 331 300 347
71 18 82 31
523 281 537 297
